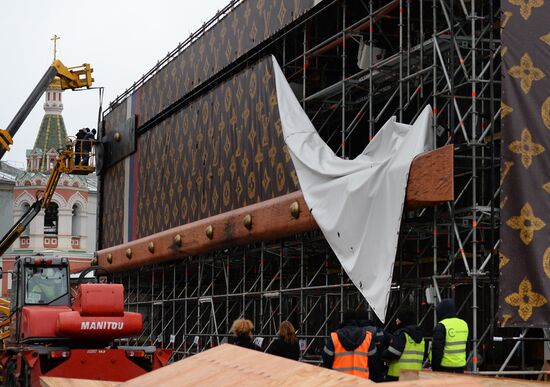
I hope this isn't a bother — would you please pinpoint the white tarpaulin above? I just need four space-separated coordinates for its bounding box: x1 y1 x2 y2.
272 56 433 322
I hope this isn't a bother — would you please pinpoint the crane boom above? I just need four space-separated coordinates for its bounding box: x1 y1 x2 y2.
0 60 94 160
0 201 42 257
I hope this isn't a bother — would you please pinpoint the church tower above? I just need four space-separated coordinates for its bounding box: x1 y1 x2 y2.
9 74 96 266
26 77 68 172
1 38 98 292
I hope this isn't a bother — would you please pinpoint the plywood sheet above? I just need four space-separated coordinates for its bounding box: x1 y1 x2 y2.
122 344 373 387
40 377 119 387
39 357 545 387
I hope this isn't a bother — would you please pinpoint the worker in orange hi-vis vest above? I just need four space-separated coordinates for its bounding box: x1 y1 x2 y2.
322 310 378 380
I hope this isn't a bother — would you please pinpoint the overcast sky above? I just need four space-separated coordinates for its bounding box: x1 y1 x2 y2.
0 0 229 168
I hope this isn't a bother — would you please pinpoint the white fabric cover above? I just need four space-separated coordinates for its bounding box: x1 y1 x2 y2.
272 56 432 322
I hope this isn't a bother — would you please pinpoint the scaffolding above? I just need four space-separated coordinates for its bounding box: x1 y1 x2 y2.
108 0 546 377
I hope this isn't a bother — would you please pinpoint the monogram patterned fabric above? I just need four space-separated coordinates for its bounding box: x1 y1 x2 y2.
100 57 300 248
500 1 550 327
101 159 125 248
103 0 315 135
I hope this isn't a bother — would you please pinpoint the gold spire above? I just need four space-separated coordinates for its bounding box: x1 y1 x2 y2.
51 34 60 61
49 34 62 89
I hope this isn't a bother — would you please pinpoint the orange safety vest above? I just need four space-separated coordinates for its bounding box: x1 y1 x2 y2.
331 329 373 379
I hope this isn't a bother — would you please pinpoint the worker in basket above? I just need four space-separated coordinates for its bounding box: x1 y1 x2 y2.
81 128 96 166
74 128 87 165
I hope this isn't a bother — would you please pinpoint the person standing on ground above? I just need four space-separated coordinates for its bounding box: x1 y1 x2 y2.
322 310 377 380
355 309 390 382
230 319 261 351
266 320 300 360
430 298 468 373
383 308 425 381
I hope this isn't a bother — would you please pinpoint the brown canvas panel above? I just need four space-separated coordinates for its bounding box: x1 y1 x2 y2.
101 159 126 248
500 2 550 327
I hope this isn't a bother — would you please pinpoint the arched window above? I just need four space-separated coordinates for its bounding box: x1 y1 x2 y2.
71 204 81 236
44 202 59 235
21 203 31 236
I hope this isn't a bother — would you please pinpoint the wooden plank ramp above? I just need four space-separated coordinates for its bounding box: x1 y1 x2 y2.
123 344 373 387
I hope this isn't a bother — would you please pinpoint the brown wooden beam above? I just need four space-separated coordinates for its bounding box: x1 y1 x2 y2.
97 145 453 272
406 144 454 209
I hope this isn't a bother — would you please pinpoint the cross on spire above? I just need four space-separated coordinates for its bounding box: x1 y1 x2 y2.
51 34 60 61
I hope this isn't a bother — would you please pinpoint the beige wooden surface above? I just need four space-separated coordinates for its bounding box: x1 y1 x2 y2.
40 348 545 387
122 344 373 387
40 376 119 387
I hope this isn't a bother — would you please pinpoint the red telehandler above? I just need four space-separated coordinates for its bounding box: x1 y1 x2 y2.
0 260 171 386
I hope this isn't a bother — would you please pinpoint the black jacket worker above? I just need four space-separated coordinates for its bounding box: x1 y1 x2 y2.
81 128 96 166
355 310 390 383
74 128 86 164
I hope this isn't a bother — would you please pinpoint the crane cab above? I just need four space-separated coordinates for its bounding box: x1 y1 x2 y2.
9 256 71 344
10 256 71 309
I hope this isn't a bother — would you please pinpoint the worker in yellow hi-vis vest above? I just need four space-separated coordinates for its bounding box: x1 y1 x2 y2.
430 298 469 373
383 308 426 381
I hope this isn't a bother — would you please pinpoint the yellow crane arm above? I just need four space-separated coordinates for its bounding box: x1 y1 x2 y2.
52 59 94 90
41 152 69 209
0 59 93 158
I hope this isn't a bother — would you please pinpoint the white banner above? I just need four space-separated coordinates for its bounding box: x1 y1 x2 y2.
273 56 432 322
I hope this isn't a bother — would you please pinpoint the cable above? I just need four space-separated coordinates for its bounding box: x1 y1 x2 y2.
96 87 104 133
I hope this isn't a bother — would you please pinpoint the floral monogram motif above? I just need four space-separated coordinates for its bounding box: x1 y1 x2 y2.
506 202 545 245
508 128 545 168
505 277 548 321
508 53 545 94
509 0 544 20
